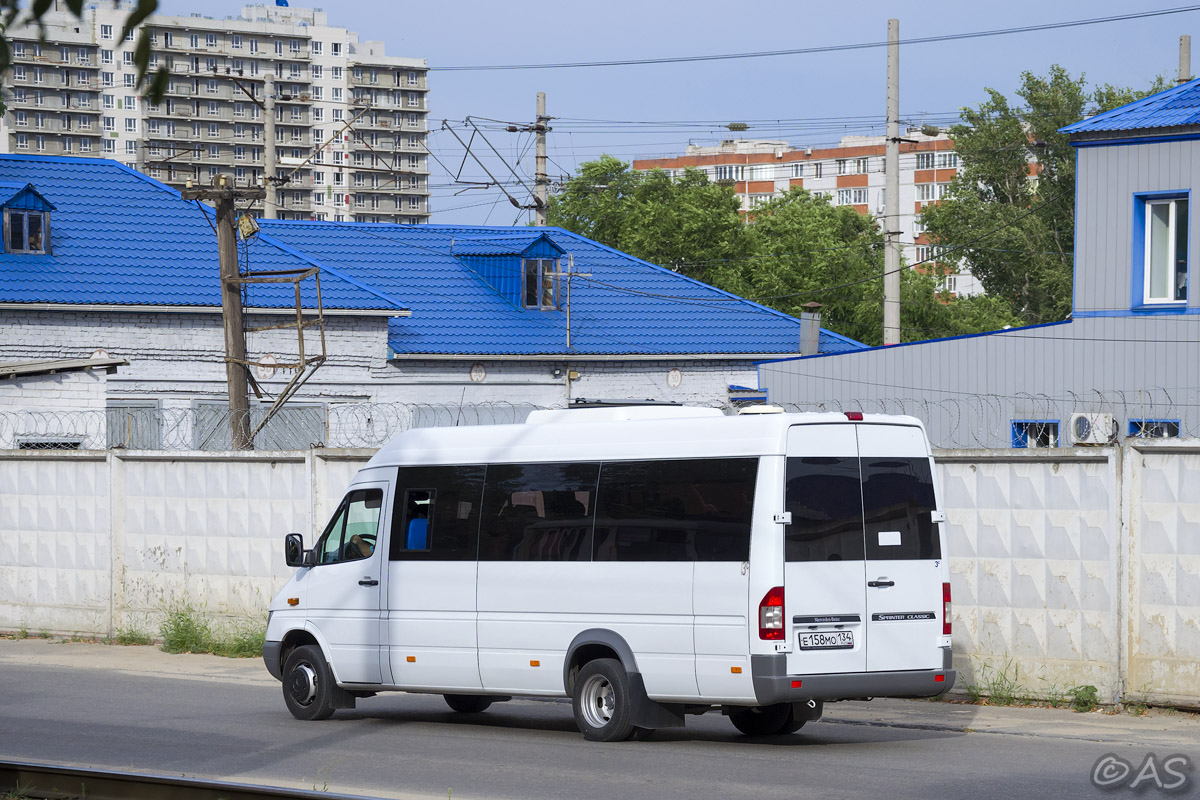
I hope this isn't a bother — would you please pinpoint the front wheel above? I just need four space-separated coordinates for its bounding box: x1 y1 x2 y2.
729 703 797 736
572 658 636 742
282 644 337 721
444 694 494 713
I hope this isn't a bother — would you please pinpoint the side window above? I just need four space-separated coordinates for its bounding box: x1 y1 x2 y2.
314 488 383 565
390 465 485 560
480 462 598 561
785 456 865 562
861 458 940 560
594 458 757 562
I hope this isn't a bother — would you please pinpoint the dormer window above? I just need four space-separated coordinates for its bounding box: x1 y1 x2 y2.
5 209 47 253
1 183 55 255
523 258 558 309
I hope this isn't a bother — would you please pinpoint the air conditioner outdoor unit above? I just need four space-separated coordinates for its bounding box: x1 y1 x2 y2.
1070 412 1117 446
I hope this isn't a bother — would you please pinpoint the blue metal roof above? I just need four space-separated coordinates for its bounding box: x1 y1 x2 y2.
1061 78 1200 136
451 231 565 257
0 155 405 313
258 220 866 357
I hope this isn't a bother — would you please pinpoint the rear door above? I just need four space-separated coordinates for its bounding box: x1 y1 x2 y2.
783 424 867 675
858 424 944 672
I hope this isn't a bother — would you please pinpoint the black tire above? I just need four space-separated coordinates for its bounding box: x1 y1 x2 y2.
444 694 494 713
729 703 794 736
777 708 807 734
282 644 337 721
572 658 636 742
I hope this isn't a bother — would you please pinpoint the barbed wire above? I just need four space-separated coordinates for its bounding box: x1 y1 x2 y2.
775 386 1200 448
0 392 1194 452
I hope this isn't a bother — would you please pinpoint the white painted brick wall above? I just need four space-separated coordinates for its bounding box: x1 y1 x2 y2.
1 309 765 415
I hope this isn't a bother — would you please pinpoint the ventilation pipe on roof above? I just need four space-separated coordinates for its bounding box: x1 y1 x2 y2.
799 302 822 356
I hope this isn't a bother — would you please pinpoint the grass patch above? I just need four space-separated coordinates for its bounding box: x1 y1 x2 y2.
160 603 212 654
111 626 155 646
158 603 264 658
1070 684 1099 713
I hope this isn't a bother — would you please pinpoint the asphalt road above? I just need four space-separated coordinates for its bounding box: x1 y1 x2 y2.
2 642 1197 800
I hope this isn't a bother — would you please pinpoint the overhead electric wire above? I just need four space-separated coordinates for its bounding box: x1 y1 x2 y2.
429 7 1200 71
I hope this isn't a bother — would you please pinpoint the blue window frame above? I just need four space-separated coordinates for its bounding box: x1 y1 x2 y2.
1011 420 1059 449
1131 191 1189 310
1128 419 1180 439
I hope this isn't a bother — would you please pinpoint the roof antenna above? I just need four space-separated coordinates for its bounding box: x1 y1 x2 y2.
455 386 467 426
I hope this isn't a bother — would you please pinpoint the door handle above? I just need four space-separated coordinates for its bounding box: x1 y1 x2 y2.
358 578 379 586
868 580 895 588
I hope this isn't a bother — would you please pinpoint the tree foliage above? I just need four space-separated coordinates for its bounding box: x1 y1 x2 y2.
921 66 1168 325
0 0 168 112
547 155 747 285
549 158 1019 346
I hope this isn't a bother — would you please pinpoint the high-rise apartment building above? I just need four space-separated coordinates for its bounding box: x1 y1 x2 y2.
634 133 983 297
0 3 430 223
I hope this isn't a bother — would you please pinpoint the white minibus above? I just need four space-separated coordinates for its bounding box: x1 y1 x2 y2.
263 405 955 741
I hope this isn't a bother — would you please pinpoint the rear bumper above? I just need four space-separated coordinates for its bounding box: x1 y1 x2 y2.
751 653 956 705
262 640 283 681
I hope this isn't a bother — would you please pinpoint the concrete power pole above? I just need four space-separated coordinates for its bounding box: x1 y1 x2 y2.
883 18 901 346
264 73 278 219
182 177 267 449
535 92 549 225
1180 35 1192 84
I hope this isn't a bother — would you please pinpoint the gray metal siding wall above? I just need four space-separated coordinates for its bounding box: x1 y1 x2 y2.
1076 140 1200 314
759 317 1198 448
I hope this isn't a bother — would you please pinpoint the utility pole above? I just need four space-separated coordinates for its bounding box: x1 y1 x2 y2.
882 18 901 346
534 92 549 225
1180 35 1192 84
182 176 267 449
264 73 278 219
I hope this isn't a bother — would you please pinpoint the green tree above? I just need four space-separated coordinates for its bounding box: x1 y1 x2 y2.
921 66 1168 324
0 0 168 113
712 188 885 344
547 155 747 284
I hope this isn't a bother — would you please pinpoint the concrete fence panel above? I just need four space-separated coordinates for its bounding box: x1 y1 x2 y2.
1124 444 1200 707
937 450 1121 700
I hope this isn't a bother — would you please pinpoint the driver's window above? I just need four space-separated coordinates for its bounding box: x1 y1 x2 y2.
315 488 383 565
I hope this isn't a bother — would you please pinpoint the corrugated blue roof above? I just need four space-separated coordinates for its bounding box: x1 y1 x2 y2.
0 155 405 312
451 231 565 256
1061 77 1200 135
258 220 866 357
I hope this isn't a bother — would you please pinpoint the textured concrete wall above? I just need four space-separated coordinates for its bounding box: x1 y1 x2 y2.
937 451 1121 701
4 444 1196 707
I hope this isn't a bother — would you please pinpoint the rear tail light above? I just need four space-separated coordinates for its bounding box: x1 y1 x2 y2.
844 411 864 421
943 582 952 635
759 586 785 640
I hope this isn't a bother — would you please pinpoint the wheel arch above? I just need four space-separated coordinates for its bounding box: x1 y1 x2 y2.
562 629 640 695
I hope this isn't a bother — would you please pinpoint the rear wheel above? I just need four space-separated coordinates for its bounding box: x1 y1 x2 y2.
282 644 336 721
443 694 494 713
729 703 796 736
572 658 636 742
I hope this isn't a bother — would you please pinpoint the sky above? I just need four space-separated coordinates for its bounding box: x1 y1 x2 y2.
156 0 1197 224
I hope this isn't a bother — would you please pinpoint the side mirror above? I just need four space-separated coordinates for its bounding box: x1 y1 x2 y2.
284 533 308 568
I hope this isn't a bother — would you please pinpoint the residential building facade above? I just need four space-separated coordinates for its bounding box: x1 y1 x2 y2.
0 3 430 223
634 134 983 297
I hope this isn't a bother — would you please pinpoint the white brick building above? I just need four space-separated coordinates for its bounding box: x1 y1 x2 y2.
0 154 867 449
